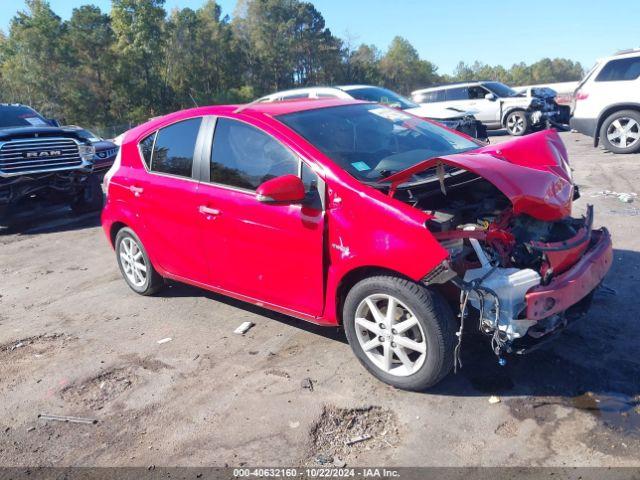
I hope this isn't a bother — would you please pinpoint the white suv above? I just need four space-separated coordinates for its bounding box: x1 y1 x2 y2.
570 49 640 154
411 81 570 136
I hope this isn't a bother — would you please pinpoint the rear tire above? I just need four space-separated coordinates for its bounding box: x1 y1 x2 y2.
505 110 529 136
115 227 164 296
599 110 640 154
343 276 457 391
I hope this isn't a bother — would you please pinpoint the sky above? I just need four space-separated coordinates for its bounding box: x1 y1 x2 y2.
1 0 638 75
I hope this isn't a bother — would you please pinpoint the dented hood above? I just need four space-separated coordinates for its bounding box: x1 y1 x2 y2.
383 130 574 221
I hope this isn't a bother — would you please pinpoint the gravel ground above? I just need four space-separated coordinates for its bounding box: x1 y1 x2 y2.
0 131 639 467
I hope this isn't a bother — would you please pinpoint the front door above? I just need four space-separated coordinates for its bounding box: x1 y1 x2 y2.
197 117 325 317
467 85 500 124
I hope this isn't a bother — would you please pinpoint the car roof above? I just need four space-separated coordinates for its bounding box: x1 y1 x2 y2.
412 81 493 94
337 85 378 91
244 98 367 115
258 86 344 99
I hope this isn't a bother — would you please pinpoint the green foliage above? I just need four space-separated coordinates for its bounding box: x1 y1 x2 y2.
378 36 438 93
448 58 584 85
0 0 585 133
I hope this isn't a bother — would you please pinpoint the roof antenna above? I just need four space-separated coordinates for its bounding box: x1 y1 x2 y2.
234 98 264 114
188 91 199 108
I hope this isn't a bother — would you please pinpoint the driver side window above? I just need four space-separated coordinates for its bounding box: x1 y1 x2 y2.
468 86 489 99
210 118 299 190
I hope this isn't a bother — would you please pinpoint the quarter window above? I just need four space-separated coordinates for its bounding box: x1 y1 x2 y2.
596 57 640 82
415 90 445 103
140 133 155 169
445 87 469 101
211 118 299 190
146 118 202 178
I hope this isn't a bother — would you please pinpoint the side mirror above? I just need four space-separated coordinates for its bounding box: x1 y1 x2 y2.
484 93 496 101
256 174 305 204
48 118 61 127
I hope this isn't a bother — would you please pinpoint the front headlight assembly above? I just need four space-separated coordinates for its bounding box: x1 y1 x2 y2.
78 144 96 162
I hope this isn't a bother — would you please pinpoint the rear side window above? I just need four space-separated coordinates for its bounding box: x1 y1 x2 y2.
140 133 155 169
147 118 202 178
596 57 640 82
415 90 445 103
445 87 469 101
211 118 299 190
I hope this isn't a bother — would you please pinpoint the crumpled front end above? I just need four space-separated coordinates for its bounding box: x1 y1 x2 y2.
384 130 612 359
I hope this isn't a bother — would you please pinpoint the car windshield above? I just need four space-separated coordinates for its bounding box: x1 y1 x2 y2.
345 87 419 110
278 104 479 183
0 106 50 129
484 82 517 98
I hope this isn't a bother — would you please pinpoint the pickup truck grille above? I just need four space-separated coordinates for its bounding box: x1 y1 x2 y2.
0 138 83 176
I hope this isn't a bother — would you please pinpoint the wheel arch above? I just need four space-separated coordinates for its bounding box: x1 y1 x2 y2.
109 221 128 247
333 266 416 326
595 103 640 146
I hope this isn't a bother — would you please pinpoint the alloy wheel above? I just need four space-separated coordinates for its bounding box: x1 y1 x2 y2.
354 294 427 377
607 117 640 149
119 237 147 288
506 112 526 135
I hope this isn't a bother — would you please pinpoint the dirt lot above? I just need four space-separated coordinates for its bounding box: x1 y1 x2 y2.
0 132 639 467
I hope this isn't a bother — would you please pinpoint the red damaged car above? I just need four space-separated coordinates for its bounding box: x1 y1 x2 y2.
101 99 612 391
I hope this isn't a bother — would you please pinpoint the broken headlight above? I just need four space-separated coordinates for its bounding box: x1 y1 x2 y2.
78 144 96 162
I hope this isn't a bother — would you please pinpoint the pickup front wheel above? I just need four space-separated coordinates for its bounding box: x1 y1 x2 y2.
343 276 456 391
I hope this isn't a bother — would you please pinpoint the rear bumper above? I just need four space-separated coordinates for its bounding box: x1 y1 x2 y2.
525 228 612 320
570 117 597 138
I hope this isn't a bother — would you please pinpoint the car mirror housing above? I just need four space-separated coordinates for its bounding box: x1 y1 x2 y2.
484 93 496 101
256 174 306 204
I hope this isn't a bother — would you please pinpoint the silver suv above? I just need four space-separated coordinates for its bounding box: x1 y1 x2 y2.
411 81 570 136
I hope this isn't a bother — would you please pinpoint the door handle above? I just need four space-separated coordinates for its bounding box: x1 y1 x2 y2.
199 205 221 216
129 185 144 197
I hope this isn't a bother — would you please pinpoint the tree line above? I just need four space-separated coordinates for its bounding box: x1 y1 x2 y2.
0 0 585 135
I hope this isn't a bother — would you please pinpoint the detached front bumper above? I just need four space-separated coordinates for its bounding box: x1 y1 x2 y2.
525 227 612 321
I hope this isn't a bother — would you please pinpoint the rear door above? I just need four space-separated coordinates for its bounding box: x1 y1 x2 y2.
133 117 210 284
196 117 326 316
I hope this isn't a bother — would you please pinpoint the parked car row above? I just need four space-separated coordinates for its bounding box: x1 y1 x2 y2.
4 51 629 391
0 103 118 224
257 85 489 141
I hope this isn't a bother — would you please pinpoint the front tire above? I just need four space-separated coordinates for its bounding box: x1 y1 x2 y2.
505 110 529 136
343 276 456 391
599 110 640 154
115 227 164 296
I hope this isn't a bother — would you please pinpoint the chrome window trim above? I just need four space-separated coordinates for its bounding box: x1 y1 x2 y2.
135 116 204 184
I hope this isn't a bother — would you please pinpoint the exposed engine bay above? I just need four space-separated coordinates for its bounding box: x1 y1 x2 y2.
393 169 606 364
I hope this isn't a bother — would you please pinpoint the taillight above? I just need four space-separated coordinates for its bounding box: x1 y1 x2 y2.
575 91 589 101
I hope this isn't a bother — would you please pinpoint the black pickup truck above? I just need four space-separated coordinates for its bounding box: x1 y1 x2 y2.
0 104 118 224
